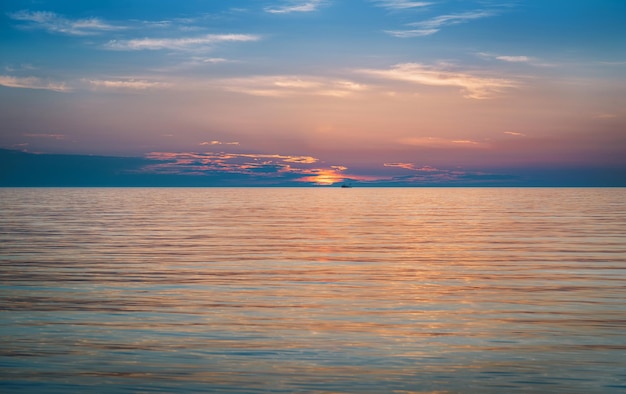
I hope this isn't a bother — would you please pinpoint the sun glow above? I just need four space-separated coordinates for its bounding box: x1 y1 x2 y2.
299 169 346 185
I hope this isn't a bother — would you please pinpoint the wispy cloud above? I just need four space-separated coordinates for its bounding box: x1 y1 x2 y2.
385 28 439 38
150 57 236 73
199 57 229 64
478 52 555 67
4 64 37 73
218 75 367 97
105 34 260 51
373 0 432 10
199 141 240 146
9 10 124 36
386 10 494 37
381 162 488 184
358 63 517 99
496 55 531 63
87 78 170 90
504 131 526 136
381 163 527 186
451 139 480 145
384 163 439 171
23 133 66 140
265 0 326 14
398 136 485 147
416 10 494 29
0 75 69 92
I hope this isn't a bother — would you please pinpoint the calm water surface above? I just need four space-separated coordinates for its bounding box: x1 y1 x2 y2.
1 188 625 393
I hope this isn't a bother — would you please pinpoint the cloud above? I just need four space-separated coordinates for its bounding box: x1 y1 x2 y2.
398 136 485 147
142 151 366 185
479 52 531 63
218 75 367 97
199 141 240 146
451 140 480 145
373 1 432 10
141 151 390 185
9 10 123 36
387 10 494 37
416 11 494 29
496 55 531 63
384 163 439 171
23 133 66 140
478 52 554 67
105 34 260 51
265 0 326 14
147 152 318 167
87 78 170 90
504 131 525 136
200 57 229 64
379 162 493 184
385 28 439 38
357 63 517 99
376 163 521 185
0 75 69 92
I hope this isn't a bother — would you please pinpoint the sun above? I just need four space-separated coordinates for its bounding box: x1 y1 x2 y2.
299 169 345 185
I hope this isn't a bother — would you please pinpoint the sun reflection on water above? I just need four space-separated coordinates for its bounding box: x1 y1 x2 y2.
1 187 625 392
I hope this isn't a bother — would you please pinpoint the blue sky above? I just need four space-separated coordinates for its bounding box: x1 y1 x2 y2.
1 0 625 185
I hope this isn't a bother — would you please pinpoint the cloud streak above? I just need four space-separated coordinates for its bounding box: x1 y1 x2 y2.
23 133 66 140
0 75 69 92
87 78 170 90
384 163 438 171
9 10 124 36
199 141 240 146
265 1 326 14
105 34 260 51
496 55 531 63
358 63 517 99
373 1 432 10
378 162 507 185
217 75 367 97
386 10 495 37
398 137 485 147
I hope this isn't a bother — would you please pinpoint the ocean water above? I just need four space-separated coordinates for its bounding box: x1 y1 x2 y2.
1 187 625 393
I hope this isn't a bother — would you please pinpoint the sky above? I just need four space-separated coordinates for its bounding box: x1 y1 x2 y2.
1 0 625 186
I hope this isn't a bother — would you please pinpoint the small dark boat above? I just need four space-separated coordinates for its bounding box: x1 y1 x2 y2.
341 184 352 188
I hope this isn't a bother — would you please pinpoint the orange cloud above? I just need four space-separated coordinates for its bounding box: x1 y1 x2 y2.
399 137 484 147
384 163 440 172
199 140 240 146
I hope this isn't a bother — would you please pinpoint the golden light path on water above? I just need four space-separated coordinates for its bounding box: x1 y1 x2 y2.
1 188 625 393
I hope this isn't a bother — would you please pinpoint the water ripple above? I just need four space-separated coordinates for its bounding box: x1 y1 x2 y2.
1 188 625 393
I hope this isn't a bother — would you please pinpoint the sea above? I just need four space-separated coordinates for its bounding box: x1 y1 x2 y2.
1 187 625 393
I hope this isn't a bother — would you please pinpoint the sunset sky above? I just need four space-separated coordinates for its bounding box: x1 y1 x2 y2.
1 0 625 186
